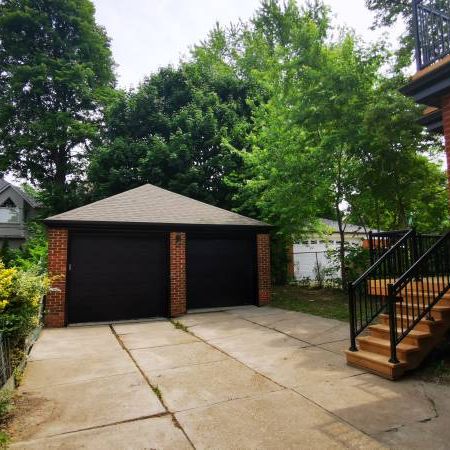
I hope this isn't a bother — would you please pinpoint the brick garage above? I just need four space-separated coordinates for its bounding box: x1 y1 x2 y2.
44 184 271 327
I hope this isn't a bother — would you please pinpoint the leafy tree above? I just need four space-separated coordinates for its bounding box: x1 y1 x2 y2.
88 46 251 209
0 0 115 213
237 1 447 286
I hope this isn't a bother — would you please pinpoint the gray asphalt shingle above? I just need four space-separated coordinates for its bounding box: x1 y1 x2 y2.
45 184 269 227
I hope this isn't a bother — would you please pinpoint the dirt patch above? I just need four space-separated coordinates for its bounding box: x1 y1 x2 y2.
4 392 53 442
413 335 450 385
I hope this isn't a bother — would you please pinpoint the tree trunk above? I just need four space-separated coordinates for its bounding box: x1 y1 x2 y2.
335 204 347 290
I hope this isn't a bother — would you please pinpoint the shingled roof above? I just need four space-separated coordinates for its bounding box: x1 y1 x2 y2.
45 184 269 228
0 177 41 208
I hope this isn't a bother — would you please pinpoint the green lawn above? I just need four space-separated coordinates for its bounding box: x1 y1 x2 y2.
271 285 349 322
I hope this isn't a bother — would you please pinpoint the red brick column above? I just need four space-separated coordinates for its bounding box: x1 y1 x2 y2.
443 94 450 210
45 228 68 327
169 232 187 317
257 233 271 306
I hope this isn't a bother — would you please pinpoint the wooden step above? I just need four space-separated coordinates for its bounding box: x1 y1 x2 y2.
395 302 450 321
379 313 446 333
368 323 432 346
357 335 419 363
346 349 407 380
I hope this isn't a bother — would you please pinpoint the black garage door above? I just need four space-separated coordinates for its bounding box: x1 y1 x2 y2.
187 234 256 309
68 232 168 323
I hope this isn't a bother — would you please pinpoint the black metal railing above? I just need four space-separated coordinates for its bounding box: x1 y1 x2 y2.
386 231 450 363
368 230 410 265
413 0 450 70
368 229 441 265
349 230 417 351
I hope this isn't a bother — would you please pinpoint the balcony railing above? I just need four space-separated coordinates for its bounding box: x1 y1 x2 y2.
413 0 450 70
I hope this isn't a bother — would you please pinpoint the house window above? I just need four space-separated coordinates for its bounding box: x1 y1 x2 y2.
0 198 20 224
1 198 16 208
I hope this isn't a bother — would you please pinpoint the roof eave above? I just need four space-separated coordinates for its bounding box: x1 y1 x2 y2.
43 219 272 232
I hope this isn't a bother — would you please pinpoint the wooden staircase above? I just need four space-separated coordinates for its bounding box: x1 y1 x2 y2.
346 286 450 379
346 229 450 381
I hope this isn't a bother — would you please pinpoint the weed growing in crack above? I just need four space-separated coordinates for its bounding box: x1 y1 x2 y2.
170 320 189 333
152 385 163 401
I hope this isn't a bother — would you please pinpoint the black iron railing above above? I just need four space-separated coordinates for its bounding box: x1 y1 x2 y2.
368 229 441 265
413 0 450 70
386 231 450 363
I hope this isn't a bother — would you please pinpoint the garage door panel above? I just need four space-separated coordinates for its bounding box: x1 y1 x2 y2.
187 235 256 309
68 233 168 323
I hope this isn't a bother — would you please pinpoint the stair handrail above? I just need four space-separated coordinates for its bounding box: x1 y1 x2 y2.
368 229 411 266
349 229 417 352
386 231 450 363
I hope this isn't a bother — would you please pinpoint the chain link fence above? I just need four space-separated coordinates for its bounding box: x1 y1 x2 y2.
0 333 12 388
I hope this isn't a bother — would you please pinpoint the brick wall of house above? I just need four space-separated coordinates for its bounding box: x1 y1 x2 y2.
169 232 187 317
257 233 271 306
45 228 68 327
442 95 450 208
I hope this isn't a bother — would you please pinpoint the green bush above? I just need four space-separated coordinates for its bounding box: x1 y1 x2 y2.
1 223 47 273
326 243 370 288
0 390 12 448
0 260 49 344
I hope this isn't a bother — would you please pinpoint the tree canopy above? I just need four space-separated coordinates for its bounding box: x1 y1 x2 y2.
0 0 447 280
88 26 255 210
0 0 115 212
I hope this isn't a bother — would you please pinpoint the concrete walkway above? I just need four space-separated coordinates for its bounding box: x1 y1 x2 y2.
9 307 450 449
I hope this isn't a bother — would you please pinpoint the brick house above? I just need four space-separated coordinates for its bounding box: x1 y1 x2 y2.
44 184 271 327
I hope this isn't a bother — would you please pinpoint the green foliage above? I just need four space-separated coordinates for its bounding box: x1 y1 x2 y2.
0 390 12 448
88 54 251 210
365 0 449 68
0 0 115 212
5 223 48 273
0 390 12 423
327 244 371 286
0 261 49 343
271 233 291 285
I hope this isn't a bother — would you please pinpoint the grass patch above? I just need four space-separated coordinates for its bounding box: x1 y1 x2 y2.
271 285 349 322
170 320 189 332
0 390 13 448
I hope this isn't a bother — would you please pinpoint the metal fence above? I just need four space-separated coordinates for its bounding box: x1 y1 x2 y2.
413 0 450 70
0 333 12 388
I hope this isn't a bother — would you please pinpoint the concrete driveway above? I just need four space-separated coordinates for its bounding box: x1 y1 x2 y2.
9 306 450 449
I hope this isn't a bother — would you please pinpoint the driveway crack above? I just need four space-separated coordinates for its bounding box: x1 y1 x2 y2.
109 325 196 449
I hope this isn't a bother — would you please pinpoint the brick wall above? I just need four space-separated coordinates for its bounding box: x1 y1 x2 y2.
257 233 271 306
443 95 450 209
45 228 268 325
46 228 68 327
169 232 187 317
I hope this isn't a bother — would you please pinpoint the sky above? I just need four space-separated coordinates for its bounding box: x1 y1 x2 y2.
92 0 406 89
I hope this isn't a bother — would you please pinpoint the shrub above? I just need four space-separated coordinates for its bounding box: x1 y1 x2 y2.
3 223 47 273
0 260 50 343
326 243 370 288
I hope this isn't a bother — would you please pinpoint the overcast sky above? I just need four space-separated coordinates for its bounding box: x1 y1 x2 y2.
92 0 406 89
